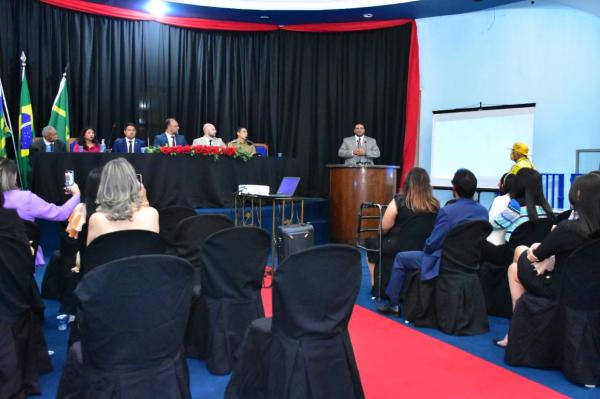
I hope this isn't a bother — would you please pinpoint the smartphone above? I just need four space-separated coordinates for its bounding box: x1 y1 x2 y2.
64 170 75 187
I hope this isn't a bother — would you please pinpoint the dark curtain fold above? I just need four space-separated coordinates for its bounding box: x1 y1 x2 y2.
0 0 411 196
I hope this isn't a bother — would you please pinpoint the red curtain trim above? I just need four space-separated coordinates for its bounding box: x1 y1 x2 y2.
282 19 412 32
39 0 279 31
400 20 419 186
40 0 420 181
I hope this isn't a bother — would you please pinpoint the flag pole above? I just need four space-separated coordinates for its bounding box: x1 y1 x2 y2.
15 51 27 188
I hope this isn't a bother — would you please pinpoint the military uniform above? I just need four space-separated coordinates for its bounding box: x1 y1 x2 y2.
227 139 256 156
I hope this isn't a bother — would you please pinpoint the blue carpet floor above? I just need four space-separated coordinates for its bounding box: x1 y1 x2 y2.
32 253 596 398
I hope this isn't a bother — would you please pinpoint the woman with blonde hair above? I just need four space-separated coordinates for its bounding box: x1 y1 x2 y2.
86 157 157 246
366 167 440 295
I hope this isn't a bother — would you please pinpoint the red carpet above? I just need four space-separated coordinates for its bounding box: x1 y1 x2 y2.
260 284 567 399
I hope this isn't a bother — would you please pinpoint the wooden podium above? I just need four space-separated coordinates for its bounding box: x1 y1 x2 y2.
327 165 400 244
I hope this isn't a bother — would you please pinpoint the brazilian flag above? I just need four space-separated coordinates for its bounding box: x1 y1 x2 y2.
18 70 34 189
49 73 69 147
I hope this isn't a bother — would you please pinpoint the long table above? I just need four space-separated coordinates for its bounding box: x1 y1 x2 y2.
31 153 303 209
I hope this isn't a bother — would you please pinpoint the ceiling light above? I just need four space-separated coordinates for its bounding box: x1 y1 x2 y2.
147 0 169 16
363 13 373 18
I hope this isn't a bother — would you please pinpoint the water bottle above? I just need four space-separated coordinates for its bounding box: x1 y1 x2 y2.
78 144 83 152
100 139 106 153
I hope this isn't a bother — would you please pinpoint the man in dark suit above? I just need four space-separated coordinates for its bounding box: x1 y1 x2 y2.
378 168 489 315
112 123 145 153
29 125 66 164
153 118 188 147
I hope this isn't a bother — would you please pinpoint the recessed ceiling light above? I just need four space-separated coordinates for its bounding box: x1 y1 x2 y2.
146 0 168 16
260 15 270 19
363 13 373 18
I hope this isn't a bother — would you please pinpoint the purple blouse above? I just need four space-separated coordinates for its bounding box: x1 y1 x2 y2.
3 189 81 265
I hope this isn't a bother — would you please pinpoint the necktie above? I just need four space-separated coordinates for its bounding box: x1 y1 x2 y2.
209 139 213 147
50 143 55 152
171 136 176 147
128 140 133 153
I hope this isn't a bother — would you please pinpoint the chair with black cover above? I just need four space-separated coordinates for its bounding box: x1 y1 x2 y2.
371 212 437 298
58 255 194 398
480 218 553 317
200 226 270 375
404 220 492 335
225 244 364 399
506 239 600 385
158 206 197 251
81 229 167 274
0 235 52 398
173 214 234 358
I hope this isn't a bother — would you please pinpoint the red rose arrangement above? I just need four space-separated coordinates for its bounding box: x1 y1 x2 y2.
158 145 250 161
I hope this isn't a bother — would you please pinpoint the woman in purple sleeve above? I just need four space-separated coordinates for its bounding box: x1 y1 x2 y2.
0 158 81 265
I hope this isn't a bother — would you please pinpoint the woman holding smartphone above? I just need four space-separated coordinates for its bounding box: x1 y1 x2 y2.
0 158 80 265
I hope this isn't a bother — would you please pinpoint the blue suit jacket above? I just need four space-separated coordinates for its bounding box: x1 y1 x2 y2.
112 138 145 153
420 198 489 280
153 133 188 147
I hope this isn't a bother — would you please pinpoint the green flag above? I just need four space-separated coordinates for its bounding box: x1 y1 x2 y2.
17 68 34 189
49 73 70 148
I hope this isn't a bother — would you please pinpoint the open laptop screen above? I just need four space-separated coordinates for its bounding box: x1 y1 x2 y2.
276 177 301 196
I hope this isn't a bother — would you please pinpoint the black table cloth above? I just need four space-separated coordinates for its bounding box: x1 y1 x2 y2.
31 153 304 209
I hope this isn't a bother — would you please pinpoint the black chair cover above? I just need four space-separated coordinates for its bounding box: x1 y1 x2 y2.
68 230 167 346
226 244 364 399
372 213 437 297
480 219 553 317
404 221 492 335
199 226 270 375
58 255 194 399
505 239 600 385
174 214 234 359
81 229 167 274
158 206 197 250
0 235 52 398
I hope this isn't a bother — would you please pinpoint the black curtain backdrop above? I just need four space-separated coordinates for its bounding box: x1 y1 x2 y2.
0 0 411 196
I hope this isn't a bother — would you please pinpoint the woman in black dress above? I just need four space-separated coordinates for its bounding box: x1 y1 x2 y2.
366 167 439 293
496 172 600 347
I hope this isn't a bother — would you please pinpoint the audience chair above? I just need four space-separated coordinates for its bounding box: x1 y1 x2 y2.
225 244 365 399
173 214 234 359
199 226 270 375
506 238 600 386
254 143 268 157
404 220 492 335
81 229 167 274
58 255 194 398
0 235 52 398
158 206 197 250
480 218 553 317
371 213 437 298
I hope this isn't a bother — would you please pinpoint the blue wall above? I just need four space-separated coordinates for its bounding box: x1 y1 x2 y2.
417 2 600 204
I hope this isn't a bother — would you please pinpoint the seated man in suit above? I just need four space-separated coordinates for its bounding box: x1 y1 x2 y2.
337 123 380 165
29 125 66 164
112 123 145 153
192 123 225 147
227 127 256 156
377 168 489 315
153 118 188 147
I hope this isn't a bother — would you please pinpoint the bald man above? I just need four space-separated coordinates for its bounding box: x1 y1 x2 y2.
192 123 225 147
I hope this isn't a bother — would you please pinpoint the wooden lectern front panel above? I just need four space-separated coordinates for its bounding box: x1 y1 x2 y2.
329 166 398 244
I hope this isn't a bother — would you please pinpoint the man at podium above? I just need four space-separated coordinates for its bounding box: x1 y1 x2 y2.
337 123 380 165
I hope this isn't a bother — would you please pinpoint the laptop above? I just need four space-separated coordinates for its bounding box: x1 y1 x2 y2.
268 177 301 197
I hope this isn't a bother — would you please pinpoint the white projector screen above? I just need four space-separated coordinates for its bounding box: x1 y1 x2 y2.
430 105 535 190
